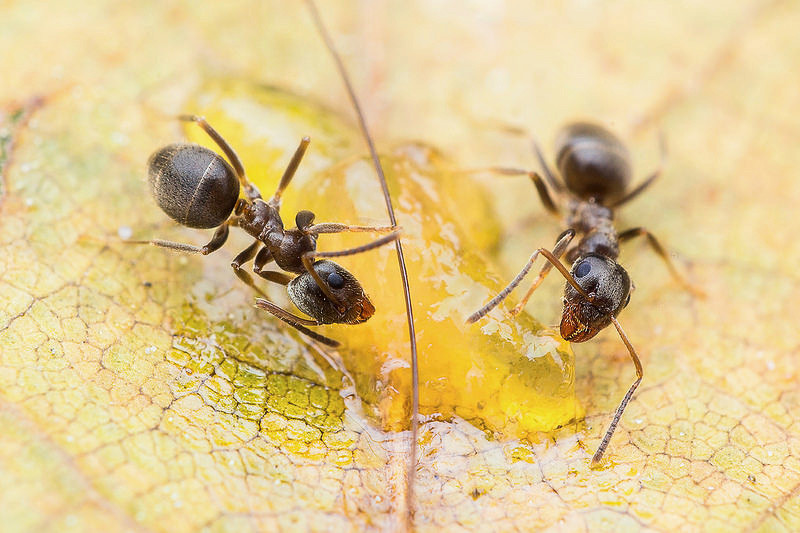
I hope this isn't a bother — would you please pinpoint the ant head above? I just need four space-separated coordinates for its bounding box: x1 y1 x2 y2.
295 210 315 232
287 260 375 325
560 254 631 342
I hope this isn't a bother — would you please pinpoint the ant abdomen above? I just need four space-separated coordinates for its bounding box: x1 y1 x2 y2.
288 260 375 325
555 122 632 204
148 143 240 229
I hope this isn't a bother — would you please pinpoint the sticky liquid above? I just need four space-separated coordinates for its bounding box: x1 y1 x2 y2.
185 79 582 441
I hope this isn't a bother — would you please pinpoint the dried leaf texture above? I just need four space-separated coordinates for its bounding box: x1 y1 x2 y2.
1 1 799 532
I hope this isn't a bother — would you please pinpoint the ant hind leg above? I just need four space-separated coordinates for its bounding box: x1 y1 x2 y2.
459 166 560 216
532 139 565 193
127 222 230 255
178 114 262 201
610 131 666 208
306 222 397 235
618 226 705 297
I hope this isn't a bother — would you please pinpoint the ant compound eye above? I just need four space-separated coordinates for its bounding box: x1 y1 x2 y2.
575 260 592 278
327 272 345 289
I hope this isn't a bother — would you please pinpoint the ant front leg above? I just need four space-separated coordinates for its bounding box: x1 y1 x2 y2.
258 271 295 285
245 244 340 347
509 229 576 316
251 246 274 279
618 227 705 297
466 229 576 323
301 231 401 309
127 221 230 255
592 316 643 466
254 298 340 347
232 244 294 293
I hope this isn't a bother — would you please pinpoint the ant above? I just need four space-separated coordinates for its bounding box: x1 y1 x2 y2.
467 121 702 465
133 114 401 348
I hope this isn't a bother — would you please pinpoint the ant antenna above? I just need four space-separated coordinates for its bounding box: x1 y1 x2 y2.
304 0 420 526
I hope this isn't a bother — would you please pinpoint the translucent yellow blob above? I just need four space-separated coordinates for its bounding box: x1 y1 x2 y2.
184 80 582 441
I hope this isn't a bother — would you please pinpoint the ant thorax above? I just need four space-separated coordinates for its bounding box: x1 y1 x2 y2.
237 199 284 241
236 200 319 274
565 198 620 262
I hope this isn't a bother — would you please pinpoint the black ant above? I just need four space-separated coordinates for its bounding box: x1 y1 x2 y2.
133 114 401 348
467 121 701 465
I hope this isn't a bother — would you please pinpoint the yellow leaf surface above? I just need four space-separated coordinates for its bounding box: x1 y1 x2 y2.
1 1 799 532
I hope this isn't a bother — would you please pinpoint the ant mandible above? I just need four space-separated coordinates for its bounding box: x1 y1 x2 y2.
134 114 400 347
467 121 702 464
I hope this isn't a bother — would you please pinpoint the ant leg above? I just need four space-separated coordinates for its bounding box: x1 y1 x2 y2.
508 229 576 316
251 247 294 285
241 245 339 346
301 231 401 308
618 227 705 297
591 316 643 465
461 167 559 216
308 231 400 259
254 298 339 347
178 114 262 201
269 137 311 207
307 222 397 234
250 247 297 285
249 246 291 284
451 115 565 195
230 241 270 297
466 229 578 323
230 242 300 298
532 139 565 193
610 132 666 207
127 223 230 255
259 271 294 285
252 246 274 278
